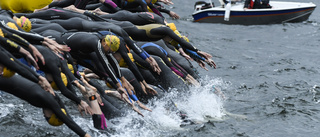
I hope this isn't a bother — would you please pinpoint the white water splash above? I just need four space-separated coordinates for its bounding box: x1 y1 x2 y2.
0 103 16 118
92 76 229 137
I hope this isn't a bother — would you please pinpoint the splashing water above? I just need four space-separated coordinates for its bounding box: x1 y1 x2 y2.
84 76 229 137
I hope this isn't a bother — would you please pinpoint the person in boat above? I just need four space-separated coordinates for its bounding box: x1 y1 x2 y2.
0 46 91 137
244 0 271 9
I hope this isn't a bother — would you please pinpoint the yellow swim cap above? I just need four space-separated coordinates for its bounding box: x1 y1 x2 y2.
67 64 74 74
6 22 18 30
16 16 32 32
0 29 4 37
104 35 120 52
50 73 68 90
167 23 177 32
152 0 158 4
2 67 15 78
48 108 67 126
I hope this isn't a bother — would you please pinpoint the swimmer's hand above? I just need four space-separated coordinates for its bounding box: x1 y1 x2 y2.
196 60 208 71
19 47 39 70
84 133 91 137
78 100 93 116
43 37 71 59
197 51 212 60
186 74 200 86
121 77 135 94
146 57 161 75
142 81 158 95
63 5 77 12
29 45 45 66
117 86 128 100
38 76 55 96
180 52 193 61
205 58 217 69
169 11 180 19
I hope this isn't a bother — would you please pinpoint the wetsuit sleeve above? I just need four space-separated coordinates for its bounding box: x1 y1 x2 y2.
2 28 32 47
60 59 77 83
101 0 121 12
120 30 150 60
0 36 21 53
163 27 199 52
84 11 150 60
49 0 75 8
118 44 144 82
154 2 170 15
130 51 152 70
84 11 107 21
147 2 164 18
185 49 206 61
64 52 82 79
0 21 44 44
0 47 39 83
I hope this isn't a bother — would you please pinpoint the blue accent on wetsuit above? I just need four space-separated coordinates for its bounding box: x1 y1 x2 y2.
142 0 148 4
18 58 45 77
185 49 206 61
97 30 117 36
141 42 168 56
117 78 138 102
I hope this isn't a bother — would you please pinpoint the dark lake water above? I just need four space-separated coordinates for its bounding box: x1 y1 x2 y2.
1 0 320 136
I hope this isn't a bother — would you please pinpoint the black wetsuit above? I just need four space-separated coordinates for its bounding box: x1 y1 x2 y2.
138 40 199 79
32 17 151 61
84 12 199 53
137 42 188 79
40 29 121 89
131 53 186 90
34 45 83 104
98 10 165 25
0 47 87 137
15 7 90 20
116 0 163 18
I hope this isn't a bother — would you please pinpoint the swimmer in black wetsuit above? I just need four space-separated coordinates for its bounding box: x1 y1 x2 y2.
136 42 200 86
91 9 165 25
0 13 71 61
141 39 200 79
81 12 216 70
0 46 91 137
117 0 163 18
33 45 94 115
34 0 120 13
38 29 135 101
28 16 161 74
131 53 187 90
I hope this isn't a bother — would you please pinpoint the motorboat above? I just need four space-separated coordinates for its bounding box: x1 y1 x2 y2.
192 1 316 25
